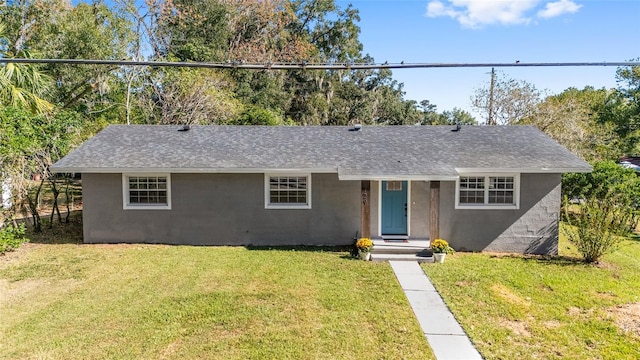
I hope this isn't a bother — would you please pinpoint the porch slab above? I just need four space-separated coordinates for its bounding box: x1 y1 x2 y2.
373 239 430 248
371 253 433 263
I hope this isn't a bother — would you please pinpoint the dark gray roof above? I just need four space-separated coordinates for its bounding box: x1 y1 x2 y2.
51 125 591 179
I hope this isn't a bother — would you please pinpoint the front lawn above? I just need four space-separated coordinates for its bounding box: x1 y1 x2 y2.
0 243 433 359
423 227 640 360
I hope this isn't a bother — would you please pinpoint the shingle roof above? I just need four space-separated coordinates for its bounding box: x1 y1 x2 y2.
51 125 592 179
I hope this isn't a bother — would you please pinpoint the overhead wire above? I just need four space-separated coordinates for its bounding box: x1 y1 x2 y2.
1 58 639 70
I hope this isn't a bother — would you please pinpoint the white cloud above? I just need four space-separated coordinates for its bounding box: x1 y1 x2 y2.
537 0 582 19
426 0 582 28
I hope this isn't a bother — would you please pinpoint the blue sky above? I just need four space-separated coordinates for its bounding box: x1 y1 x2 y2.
338 0 640 115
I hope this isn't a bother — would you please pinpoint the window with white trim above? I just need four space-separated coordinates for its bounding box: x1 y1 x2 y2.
456 174 519 209
123 174 171 210
265 174 311 209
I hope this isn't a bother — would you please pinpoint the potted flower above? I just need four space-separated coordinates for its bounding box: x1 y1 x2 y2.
431 239 454 263
356 237 373 261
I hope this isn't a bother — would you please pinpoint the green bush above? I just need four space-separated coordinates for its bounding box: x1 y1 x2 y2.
0 223 28 254
563 196 634 263
563 160 640 211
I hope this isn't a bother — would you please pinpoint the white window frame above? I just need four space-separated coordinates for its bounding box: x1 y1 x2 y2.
264 173 312 209
122 173 172 210
455 173 520 210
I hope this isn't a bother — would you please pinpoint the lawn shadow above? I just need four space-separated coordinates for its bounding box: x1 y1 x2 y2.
25 210 83 245
488 253 586 267
245 245 363 260
244 245 353 254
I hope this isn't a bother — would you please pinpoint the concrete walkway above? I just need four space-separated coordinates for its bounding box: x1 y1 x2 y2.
390 261 483 360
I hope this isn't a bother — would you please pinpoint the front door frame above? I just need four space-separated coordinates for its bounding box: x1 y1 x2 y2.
378 180 411 236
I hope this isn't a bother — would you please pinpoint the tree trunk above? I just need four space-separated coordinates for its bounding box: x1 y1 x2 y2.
65 177 71 223
26 178 45 232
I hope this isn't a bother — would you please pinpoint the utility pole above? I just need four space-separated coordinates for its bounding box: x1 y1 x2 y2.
488 67 496 125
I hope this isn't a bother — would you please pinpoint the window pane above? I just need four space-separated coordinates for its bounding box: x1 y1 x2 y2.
490 176 514 190
459 177 485 204
488 177 514 204
269 176 308 205
386 181 402 191
489 190 514 204
460 177 484 190
128 176 168 205
460 190 484 204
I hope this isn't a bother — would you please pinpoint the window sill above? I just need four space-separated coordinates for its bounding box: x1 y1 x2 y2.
124 204 172 210
265 204 311 210
455 204 519 210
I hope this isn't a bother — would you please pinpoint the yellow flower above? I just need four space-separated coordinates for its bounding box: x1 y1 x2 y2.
431 239 454 254
356 237 373 251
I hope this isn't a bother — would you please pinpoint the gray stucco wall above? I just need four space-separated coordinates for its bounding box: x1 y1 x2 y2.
439 173 561 255
82 173 360 246
409 181 430 238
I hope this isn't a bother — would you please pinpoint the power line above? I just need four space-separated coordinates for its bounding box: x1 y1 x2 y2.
0 58 639 70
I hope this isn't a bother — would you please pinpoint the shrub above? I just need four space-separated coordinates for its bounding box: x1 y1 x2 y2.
0 223 28 254
563 196 634 263
563 161 640 211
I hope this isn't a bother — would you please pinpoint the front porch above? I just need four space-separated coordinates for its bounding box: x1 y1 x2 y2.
360 179 441 248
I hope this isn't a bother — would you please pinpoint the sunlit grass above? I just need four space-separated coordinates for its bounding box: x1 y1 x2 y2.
1 242 434 359
423 224 640 360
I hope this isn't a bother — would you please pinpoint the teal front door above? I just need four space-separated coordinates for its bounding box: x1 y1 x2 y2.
381 181 408 235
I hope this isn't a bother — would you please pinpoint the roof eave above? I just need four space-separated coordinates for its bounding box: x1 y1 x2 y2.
49 166 339 174
337 174 458 181
455 167 593 174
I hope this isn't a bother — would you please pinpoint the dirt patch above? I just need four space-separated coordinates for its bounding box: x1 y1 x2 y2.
0 242 34 264
595 291 618 300
490 284 530 308
606 303 640 338
567 306 595 318
455 280 475 287
160 340 182 359
596 261 620 271
543 320 561 329
0 278 79 308
500 319 531 337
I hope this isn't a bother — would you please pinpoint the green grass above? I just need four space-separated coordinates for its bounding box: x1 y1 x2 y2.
423 226 640 360
0 241 434 359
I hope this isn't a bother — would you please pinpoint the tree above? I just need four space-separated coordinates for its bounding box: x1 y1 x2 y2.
601 62 640 155
419 101 477 125
562 160 640 214
290 0 363 63
0 22 53 113
520 87 621 162
0 106 86 230
43 2 134 111
139 67 242 125
471 71 541 125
